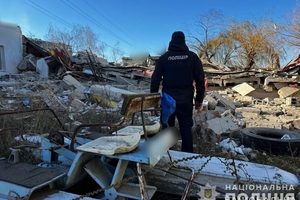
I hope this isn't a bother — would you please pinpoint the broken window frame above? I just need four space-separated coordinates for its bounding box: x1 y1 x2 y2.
0 45 5 71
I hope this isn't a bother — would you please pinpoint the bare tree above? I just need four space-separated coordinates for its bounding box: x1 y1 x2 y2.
25 31 36 39
110 42 124 63
96 42 107 59
187 9 286 70
277 3 300 65
280 3 300 47
186 10 225 63
45 23 105 58
45 23 73 52
225 19 282 69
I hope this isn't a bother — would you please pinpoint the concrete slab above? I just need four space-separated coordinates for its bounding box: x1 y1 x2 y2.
274 82 288 90
224 77 260 87
206 116 238 134
63 75 86 90
263 115 280 122
232 82 255 96
279 115 298 123
273 98 285 105
246 121 282 129
90 84 136 102
278 87 299 98
282 106 300 117
248 90 279 99
211 92 236 111
292 119 300 130
36 58 49 78
70 98 86 111
234 96 253 105
235 107 261 114
41 90 67 110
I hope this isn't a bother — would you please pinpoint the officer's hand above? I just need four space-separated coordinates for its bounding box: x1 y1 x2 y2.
195 101 202 110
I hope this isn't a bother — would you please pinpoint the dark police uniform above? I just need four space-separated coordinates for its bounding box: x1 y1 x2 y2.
150 31 205 153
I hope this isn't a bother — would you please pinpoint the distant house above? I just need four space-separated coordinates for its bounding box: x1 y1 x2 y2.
0 22 23 75
121 55 161 67
146 55 160 66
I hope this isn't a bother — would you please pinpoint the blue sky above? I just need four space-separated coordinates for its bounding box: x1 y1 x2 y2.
0 0 298 61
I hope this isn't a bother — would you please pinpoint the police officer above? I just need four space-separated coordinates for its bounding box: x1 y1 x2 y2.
150 31 205 153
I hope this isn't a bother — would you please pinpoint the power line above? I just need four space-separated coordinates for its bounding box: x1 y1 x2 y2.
82 0 137 42
61 0 132 46
20 26 30 35
25 0 126 52
81 0 154 56
26 0 73 28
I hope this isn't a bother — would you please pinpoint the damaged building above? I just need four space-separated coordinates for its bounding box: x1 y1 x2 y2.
0 22 23 76
0 23 299 199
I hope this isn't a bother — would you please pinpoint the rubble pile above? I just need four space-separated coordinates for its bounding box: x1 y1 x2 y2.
2 37 300 163
192 82 300 161
2 68 300 160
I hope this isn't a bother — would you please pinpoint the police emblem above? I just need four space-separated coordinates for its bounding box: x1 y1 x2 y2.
204 189 212 198
197 183 220 200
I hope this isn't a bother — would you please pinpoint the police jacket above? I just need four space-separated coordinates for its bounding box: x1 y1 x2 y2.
150 39 205 104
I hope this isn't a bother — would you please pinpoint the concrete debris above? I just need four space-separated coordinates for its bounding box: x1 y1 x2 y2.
89 84 137 102
245 121 283 129
63 75 86 91
3 35 300 163
232 82 255 96
278 86 300 98
273 82 288 90
218 138 254 161
210 91 236 111
69 99 86 112
235 107 261 115
40 89 67 110
285 97 300 106
234 96 253 105
36 58 49 78
204 95 218 110
292 119 300 130
252 98 269 105
206 116 239 135
273 97 285 105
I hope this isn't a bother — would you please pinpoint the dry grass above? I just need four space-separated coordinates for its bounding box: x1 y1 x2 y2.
0 106 124 161
0 106 299 198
